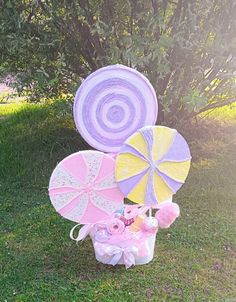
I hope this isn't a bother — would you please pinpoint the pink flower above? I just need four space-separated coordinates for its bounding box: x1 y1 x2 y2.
94 229 110 243
106 218 125 234
155 203 180 229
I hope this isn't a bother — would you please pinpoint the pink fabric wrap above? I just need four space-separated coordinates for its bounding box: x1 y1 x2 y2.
123 205 150 219
94 242 139 268
94 236 152 268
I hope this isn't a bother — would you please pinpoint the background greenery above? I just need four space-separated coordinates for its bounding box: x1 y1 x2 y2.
1 0 236 123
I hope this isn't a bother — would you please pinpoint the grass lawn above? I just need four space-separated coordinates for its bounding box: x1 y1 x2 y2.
0 101 236 302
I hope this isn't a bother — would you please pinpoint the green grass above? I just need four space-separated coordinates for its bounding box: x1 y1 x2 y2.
0 102 236 302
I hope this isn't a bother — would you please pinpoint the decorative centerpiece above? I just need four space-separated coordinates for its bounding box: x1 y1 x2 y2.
48 64 191 269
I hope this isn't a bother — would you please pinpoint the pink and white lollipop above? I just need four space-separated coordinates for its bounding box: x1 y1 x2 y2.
48 151 124 224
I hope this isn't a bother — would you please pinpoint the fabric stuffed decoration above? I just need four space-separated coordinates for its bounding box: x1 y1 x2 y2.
73 64 158 152
155 203 180 229
48 64 191 269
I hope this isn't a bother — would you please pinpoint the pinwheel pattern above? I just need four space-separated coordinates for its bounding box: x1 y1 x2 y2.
49 151 124 224
115 126 191 205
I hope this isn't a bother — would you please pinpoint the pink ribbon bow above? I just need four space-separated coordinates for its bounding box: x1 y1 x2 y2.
94 242 139 269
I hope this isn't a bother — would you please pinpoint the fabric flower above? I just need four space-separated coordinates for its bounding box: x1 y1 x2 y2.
94 229 110 243
106 218 125 234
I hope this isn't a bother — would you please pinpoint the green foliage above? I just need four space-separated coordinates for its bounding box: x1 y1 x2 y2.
182 89 208 113
0 0 236 122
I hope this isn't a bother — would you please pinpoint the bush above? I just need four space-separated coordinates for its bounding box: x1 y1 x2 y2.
0 0 236 123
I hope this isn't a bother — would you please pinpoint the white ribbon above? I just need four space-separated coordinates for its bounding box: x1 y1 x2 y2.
70 224 94 242
95 242 139 269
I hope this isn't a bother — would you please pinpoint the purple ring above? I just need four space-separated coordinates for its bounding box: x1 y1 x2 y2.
95 92 139 134
73 64 158 152
84 79 145 143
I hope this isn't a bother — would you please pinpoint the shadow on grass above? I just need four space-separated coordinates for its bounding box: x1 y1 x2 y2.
0 102 91 189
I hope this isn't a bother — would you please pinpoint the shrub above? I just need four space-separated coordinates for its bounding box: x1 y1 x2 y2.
0 0 236 123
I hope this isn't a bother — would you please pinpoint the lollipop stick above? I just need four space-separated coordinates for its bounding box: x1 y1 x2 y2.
149 208 152 217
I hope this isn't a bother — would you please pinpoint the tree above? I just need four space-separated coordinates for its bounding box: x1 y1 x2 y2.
0 0 236 124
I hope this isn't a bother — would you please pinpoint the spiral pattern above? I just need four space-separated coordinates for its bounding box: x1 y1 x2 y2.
73 65 158 152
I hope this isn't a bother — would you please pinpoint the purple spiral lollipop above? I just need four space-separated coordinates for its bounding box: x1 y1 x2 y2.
73 64 158 152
